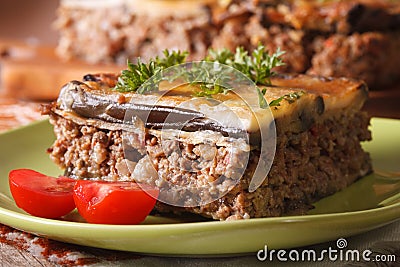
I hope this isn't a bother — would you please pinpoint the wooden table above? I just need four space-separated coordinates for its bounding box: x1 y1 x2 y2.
364 86 400 120
0 85 399 266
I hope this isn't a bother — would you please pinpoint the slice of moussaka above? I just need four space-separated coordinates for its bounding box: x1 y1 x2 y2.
42 71 372 221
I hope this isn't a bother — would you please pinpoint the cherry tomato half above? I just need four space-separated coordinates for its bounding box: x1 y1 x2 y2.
9 169 76 219
73 180 159 225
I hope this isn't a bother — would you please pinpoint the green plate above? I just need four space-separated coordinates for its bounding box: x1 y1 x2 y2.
0 118 399 255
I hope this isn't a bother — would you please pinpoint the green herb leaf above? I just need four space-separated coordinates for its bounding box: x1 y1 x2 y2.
190 61 233 97
257 87 269 109
269 91 305 107
205 45 285 107
114 50 188 93
113 45 286 109
207 45 285 86
205 48 234 64
156 50 189 69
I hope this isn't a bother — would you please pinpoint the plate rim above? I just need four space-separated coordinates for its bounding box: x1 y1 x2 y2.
0 199 399 229
0 200 399 254
0 117 399 254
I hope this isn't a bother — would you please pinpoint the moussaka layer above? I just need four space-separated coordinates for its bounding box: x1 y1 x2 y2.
42 73 372 220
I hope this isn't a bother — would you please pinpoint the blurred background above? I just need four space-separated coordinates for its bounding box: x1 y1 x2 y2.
0 0 58 44
0 0 399 120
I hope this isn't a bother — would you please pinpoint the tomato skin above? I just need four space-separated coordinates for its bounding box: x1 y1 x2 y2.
8 169 76 219
73 180 159 225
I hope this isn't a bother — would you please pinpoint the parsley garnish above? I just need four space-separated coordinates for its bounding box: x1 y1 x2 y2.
113 45 288 108
114 50 188 93
188 61 234 97
269 91 306 107
206 45 285 86
156 50 189 69
114 59 161 94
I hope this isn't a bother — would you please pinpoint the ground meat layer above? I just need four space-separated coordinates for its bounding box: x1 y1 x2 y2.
48 114 250 207
47 109 372 220
55 0 400 88
156 110 372 220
